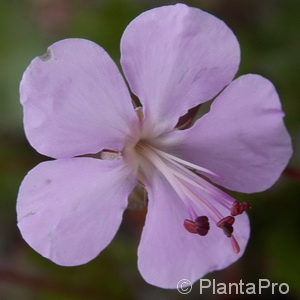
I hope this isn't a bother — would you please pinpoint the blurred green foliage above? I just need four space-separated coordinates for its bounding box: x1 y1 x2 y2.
0 0 299 299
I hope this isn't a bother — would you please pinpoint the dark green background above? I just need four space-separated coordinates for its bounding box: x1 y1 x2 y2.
0 0 299 299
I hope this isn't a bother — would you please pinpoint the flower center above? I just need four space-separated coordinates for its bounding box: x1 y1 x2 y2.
122 108 250 254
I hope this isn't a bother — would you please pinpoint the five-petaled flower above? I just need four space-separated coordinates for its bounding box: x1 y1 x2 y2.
17 4 292 288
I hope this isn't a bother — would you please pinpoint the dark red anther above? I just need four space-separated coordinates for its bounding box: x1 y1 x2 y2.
217 216 235 226
184 219 198 234
195 216 210 236
184 216 210 236
217 216 235 237
231 201 251 216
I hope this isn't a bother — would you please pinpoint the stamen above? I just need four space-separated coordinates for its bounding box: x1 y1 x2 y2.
184 216 210 236
149 146 235 211
150 147 218 177
184 219 198 234
217 216 235 237
231 201 251 216
175 177 223 222
187 205 197 220
217 216 235 226
139 145 222 221
195 216 210 236
135 143 242 254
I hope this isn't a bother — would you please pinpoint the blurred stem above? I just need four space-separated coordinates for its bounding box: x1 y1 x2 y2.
0 267 97 297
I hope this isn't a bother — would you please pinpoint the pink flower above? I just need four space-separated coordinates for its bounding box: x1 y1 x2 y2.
17 4 292 288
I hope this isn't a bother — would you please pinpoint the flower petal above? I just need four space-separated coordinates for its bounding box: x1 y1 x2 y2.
171 74 292 193
17 158 136 266
20 38 137 159
138 173 249 288
121 4 240 134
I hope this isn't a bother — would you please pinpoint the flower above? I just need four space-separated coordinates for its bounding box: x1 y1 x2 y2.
17 4 292 288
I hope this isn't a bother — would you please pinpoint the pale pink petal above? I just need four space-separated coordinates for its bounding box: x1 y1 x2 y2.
171 74 292 193
138 173 250 288
17 158 136 266
121 4 240 134
20 38 137 159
